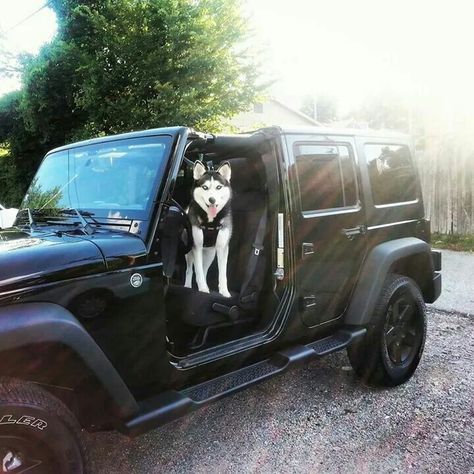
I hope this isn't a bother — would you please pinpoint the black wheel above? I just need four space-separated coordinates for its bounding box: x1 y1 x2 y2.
348 274 427 387
0 379 90 473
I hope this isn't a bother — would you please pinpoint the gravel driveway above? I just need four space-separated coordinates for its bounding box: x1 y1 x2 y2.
89 308 474 473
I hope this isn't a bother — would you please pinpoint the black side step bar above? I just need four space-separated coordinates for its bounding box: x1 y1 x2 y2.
122 327 366 436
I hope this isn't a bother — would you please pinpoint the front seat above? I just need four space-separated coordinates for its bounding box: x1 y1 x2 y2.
166 155 268 335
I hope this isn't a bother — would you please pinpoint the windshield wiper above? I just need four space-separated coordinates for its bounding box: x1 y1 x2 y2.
54 208 102 235
74 209 101 227
14 208 37 230
17 208 101 235
26 208 36 229
69 209 93 235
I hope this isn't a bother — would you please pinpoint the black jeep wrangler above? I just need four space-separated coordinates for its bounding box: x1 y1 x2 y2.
0 126 441 472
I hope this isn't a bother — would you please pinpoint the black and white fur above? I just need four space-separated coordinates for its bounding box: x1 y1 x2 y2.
185 161 232 297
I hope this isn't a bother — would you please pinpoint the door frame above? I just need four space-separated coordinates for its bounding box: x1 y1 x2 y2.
163 131 296 373
283 132 369 327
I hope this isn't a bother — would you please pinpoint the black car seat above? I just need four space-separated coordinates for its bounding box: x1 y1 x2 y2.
165 155 268 336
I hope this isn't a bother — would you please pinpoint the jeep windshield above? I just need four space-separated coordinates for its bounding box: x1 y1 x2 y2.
20 135 172 222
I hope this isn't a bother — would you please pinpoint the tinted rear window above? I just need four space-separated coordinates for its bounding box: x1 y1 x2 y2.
365 144 417 205
294 143 358 212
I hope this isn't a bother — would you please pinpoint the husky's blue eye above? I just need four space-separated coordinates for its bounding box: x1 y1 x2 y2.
202 185 208 190
216 185 222 190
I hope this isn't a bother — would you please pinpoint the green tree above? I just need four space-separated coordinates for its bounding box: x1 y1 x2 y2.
0 146 22 207
301 95 338 124
22 179 62 210
0 0 263 205
22 0 262 138
348 96 410 132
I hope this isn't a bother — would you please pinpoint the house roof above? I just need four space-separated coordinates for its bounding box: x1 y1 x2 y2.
269 98 322 126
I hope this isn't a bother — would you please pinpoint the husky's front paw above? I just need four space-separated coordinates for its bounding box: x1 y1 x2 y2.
198 286 210 293
219 289 231 298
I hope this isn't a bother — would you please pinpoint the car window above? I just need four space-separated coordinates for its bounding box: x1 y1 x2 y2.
365 144 417 205
294 143 358 211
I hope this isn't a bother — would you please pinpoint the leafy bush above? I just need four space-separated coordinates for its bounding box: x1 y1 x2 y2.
0 147 23 207
0 0 263 207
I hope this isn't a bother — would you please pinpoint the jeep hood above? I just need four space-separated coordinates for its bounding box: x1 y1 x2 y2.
0 228 147 293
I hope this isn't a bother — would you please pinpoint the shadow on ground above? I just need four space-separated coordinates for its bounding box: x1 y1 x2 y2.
89 310 474 473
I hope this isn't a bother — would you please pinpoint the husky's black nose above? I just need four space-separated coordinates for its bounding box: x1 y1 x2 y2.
209 197 216 204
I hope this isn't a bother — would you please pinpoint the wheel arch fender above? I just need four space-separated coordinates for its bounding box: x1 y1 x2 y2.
345 237 434 325
0 302 139 424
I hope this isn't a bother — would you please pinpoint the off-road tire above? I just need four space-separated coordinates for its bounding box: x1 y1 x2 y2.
348 274 427 387
0 379 90 473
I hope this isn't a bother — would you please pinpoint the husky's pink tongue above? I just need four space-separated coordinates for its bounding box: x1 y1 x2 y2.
209 205 218 218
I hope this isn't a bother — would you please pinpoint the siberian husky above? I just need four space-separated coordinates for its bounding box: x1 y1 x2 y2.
185 161 232 297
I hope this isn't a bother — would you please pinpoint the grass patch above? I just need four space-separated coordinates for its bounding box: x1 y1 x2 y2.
432 233 474 252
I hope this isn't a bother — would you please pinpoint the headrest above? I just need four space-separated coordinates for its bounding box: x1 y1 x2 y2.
225 157 265 193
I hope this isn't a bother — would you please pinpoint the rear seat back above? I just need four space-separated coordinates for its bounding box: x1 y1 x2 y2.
167 155 269 329
206 156 267 294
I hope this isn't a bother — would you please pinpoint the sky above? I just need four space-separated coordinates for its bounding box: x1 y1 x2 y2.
247 0 474 119
0 0 56 95
1 0 474 120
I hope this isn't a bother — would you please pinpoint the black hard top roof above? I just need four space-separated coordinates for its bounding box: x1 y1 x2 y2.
47 126 188 155
47 125 410 156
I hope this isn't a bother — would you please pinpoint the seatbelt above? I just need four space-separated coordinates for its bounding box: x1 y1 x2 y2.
239 210 267 307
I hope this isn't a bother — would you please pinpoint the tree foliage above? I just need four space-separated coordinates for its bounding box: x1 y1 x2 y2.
301 95 338 124
0 146 23 207
0 0 262 206
348 95 410 131
22 179 62 210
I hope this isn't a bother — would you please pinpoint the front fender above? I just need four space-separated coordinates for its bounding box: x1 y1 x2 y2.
0 302 138 420
345 237 435 325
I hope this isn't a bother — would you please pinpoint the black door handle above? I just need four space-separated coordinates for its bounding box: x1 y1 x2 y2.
342 225 367 239
302 242 315 258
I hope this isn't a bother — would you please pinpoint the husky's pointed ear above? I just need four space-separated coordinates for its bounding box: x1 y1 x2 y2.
217 161 231 181
193 161 206 181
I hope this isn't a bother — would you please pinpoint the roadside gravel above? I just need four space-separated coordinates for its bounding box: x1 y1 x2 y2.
89 308 474 473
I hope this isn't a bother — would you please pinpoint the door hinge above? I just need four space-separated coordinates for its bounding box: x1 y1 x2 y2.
274 267 284 280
